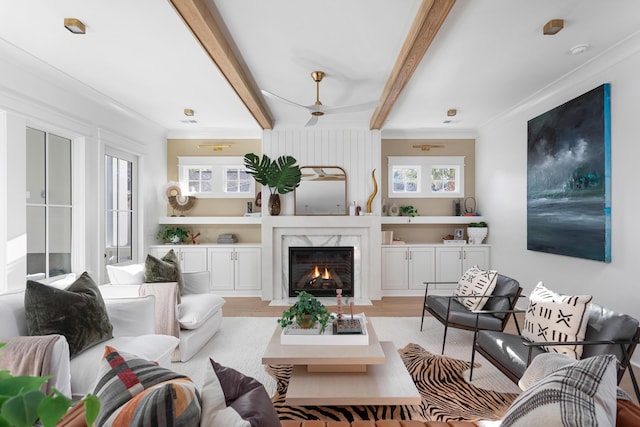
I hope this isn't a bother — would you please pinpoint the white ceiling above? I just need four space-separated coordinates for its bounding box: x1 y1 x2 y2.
0 0 639 138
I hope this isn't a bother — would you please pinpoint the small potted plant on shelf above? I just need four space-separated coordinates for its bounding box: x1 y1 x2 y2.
467 221 488 244
278 291 334 333
156 226 189 244
243 153 302 216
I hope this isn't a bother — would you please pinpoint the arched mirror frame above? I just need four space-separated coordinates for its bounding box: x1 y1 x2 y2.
294 166 347 216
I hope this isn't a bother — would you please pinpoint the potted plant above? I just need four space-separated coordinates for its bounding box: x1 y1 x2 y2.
467 221 488 244
243 153 302 216
277 291 334 333
156 226 189 243
0 342 100 427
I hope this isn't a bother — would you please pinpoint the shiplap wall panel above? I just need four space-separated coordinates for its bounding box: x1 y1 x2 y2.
263 129 381 214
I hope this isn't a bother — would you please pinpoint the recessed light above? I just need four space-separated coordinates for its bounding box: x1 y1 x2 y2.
64 18 86 34
543 19 564 35
447 109 457 117
570 44 589 55
184 108 195 116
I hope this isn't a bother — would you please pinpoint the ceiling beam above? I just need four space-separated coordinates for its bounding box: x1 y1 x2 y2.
170 0 273 129
370 0 456 130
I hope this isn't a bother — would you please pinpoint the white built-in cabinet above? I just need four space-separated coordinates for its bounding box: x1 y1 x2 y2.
381 246 436 290
148 244 261 294
209 247 262 291
382 244 490 292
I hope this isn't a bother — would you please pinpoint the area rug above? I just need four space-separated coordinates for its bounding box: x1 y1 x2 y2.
267 343 518 422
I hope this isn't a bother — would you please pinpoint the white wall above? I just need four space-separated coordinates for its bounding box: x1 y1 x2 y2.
0 40 166 291
477 34 640 325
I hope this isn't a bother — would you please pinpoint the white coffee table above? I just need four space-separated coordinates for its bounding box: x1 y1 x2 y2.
261 322 421 406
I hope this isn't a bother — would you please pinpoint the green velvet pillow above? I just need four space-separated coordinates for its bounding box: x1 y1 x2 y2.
144 249 184 295
24 272 113 358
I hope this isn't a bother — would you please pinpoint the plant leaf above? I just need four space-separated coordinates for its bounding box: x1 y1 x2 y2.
83 394 100 426
1 390 44 427
269 156 301 195
243 153 273 187
0 375 49 395
37 390 71 427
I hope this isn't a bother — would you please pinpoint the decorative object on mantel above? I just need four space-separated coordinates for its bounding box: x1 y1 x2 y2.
389 202 400 216
381 199 388 216
366 168 377 213
463 196 477 215
187 232 200 245
400 205 419 218
217 233 237 244
168 194 196 216
157 226 189 244
467 221 488 244
277 291 334 334
243 153 301 216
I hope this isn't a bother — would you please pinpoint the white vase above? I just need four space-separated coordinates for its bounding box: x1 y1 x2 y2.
467 227 488 244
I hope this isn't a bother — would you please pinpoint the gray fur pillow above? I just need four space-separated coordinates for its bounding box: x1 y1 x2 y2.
144 249 184 295
25 272 113 358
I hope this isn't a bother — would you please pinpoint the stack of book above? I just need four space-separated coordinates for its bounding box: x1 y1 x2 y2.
217 233 237 244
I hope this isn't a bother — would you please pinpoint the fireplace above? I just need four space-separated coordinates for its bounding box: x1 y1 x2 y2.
288 246 354 297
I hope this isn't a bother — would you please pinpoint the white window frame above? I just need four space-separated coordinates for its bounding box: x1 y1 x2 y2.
387 156 465 198
178 156 255 199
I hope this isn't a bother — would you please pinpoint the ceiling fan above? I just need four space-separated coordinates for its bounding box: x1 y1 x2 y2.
261 71 379 127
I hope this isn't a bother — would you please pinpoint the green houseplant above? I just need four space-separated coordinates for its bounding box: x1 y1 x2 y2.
0 343 99 427
156 226 189 243
277 291 334 333
243 153 302 215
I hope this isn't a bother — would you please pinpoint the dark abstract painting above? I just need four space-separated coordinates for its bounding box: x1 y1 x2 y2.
527 84 611 262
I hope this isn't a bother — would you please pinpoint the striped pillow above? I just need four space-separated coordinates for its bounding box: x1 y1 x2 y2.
454 265 498 311
93 346 198 426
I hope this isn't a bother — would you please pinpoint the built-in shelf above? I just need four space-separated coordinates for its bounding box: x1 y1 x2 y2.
159 216 262 225
381 216 485 225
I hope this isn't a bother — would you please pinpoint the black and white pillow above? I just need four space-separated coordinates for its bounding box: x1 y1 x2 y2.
454 265 498 311
522 282 592 359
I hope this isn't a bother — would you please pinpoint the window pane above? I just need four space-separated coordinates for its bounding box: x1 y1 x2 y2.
116 211 132 263
26 206 46 276
26 128 46 204
49 207 72 276
105 156 117 210
189 168 201 180
392 167 419 193
48 134 72 205
117 159 130 210
201 169 212 181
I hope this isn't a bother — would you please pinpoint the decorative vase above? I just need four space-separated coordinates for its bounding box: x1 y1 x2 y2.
467 227 488 244
381 199 388 216
170 236 180 244
268 194 281 216
389 202 400 216
296 314 316 329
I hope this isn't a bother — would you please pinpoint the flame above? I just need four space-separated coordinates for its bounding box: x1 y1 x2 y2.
312 266 332 280
313 265 320 278
322 267 331 279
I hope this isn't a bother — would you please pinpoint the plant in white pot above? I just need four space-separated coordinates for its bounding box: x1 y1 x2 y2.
467 221 488 244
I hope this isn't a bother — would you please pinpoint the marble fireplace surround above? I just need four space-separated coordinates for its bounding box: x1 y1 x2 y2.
261 216 382 304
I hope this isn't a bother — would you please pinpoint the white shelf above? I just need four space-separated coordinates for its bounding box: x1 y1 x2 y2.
381 216 485 225
159 216 262 225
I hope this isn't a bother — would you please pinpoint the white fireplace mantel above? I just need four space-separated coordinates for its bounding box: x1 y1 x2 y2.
261 215 381 301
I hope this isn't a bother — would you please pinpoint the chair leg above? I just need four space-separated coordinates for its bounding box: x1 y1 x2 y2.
441 323 448 355
469 339 477 381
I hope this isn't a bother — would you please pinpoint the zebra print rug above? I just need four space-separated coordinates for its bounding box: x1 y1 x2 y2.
267 343 518 422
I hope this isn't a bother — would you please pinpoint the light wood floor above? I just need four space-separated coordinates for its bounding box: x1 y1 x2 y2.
223 297 639 402
222 296 425 317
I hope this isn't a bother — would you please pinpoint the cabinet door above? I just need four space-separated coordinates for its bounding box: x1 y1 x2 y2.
235 247 261 290
381 247 409 290
435 246 463 282
208 247 235 290
462 246 490 271
408 247 436 290
179 247 208 272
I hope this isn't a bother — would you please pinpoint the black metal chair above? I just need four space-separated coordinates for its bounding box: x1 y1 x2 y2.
421 274 523 355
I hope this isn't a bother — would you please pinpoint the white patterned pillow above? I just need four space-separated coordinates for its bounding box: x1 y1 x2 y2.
522 282 592 359
501 354 617 427
454 265 499 311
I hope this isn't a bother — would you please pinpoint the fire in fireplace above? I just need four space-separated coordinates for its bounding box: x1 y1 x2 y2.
289 246 354 297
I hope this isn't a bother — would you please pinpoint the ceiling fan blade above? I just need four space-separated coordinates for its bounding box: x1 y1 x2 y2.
304 115 319 127
261 89 310 110
323 100 379 115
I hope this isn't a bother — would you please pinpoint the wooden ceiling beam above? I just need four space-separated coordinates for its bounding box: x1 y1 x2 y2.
370 0 456 130
170 0 273 129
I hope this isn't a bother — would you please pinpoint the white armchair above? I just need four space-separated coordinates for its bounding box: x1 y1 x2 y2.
103 263 225 362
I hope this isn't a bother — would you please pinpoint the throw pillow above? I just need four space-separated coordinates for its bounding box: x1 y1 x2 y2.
106 263 145 285
93 346 194 426
522 282 592 359
200 358 281 427
25 272 113 358
501 354 618 427
518 352 575 391
144 249 184 295
454 265 499 311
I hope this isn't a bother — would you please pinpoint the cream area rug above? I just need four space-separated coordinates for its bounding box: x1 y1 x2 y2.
169 316 522 399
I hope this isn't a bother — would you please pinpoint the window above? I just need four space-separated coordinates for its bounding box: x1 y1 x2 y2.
105 149 136 267
26 128 73 279
178 156 254 198
388 156 465 198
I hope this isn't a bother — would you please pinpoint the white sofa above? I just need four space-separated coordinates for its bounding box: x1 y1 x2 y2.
103 263 225 362
0 288 179 399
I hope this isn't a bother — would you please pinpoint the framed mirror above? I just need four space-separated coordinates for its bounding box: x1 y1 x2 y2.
294 166 347 215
